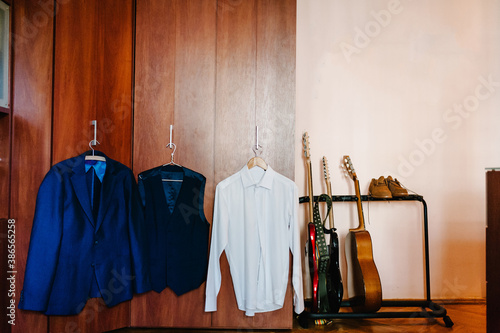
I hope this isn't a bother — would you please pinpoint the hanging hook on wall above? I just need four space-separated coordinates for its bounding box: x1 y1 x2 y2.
86 120 106 161
89 120 100 153
167 124 174 149
252 126 263 156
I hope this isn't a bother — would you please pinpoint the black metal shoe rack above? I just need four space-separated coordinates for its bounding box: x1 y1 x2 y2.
297 194 454 328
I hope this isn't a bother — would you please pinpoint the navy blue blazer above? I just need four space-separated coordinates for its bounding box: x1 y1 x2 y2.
138 165 209 295
19 151 151 315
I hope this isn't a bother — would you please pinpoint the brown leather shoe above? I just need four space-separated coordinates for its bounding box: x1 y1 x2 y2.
387 176 408 197
369 176 392 198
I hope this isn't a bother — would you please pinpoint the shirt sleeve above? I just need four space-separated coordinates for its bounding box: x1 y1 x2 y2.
289 183 305 314
205 183 229 312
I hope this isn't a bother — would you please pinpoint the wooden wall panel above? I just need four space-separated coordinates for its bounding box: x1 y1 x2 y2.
174 0 216 180
211 0 296 329
49 298 130 333
50 0 134 332
0 115 9 218
52 0 134 165
52 0 97 163
0 116 9 332
131 0 215 327
256 0 296 180
214 0 257 184
10 0 296 330
96 0 134 166
132 0 176 175
11 0 53 332
1 218 10 333
0 3 11 325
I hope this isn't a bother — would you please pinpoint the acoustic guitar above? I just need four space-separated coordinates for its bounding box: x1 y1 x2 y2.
343 155 382 313
302 133 330 313
322 156 343 313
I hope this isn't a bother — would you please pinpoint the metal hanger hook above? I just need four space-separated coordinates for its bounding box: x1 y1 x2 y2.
167 142 177 162
89 140 100 155
252 144 263 157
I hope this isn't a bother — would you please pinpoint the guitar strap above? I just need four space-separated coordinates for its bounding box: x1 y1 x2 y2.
312 194 333 313
313 194 332 273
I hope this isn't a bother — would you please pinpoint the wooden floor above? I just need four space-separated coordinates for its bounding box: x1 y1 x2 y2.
110 302 486 333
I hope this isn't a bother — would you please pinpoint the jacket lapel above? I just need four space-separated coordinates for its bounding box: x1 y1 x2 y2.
70 154 95 227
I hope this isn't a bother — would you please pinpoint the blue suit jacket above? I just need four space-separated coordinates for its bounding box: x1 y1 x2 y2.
19 152 151 315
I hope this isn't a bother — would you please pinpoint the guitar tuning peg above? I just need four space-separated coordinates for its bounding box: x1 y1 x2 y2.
339 164 349 178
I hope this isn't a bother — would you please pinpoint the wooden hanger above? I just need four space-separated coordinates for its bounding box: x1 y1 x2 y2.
85 150 106 162
247 155 267 170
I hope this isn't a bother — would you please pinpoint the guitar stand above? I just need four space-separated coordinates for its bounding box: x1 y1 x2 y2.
297 194 454 328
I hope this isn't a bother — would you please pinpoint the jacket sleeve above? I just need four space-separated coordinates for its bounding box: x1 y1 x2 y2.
19 168 64 312
289 183 304 314
127 171 151 294
204 183 229 312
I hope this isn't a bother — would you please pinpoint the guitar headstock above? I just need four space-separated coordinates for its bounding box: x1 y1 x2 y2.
322 156 330 183
343 155 357 181
302 132 311 161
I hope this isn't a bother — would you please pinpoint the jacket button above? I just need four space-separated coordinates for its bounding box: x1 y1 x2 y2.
94 240 98 245
91 263 95 267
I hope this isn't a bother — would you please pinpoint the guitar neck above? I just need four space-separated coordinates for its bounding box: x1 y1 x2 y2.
326 180 334 229
306 160 314 223
352 177 366 231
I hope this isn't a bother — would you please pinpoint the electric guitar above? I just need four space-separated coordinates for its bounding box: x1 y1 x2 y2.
302 133 330 313
343 156 382 313
322 156 343 313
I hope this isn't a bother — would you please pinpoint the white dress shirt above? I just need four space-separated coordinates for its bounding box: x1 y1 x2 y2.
205 165 304 316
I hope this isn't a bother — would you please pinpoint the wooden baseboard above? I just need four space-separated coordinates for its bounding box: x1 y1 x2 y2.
383 298 486 305
432 298 486 305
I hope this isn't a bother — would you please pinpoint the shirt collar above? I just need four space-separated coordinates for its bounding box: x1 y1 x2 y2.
241 164 274 190
85 160 106 182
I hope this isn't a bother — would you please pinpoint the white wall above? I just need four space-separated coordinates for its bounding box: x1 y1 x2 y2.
296 0 500 301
